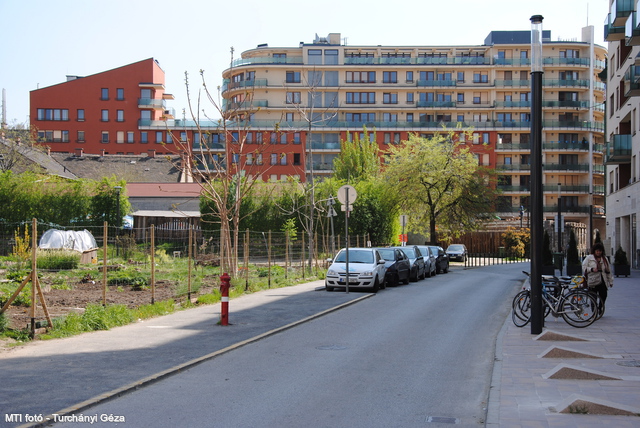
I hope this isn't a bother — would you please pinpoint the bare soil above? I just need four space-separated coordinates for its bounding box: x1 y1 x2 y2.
2 276 190 331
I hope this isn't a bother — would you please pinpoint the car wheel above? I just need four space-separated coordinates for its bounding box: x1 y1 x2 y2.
380 276 386 289
325 285 334 291
371 277 379 293
425 267 431 278
410 269 418 282
444 264 449 273
403 272 410 285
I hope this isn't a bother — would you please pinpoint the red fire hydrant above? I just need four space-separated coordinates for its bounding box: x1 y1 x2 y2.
220 272 230 326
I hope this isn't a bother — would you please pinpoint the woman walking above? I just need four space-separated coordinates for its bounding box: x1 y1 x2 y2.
582 242 613 317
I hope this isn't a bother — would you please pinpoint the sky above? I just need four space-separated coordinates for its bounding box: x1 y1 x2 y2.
0 0 610 126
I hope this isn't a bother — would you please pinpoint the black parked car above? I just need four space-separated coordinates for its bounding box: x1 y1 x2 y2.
428 245 450 274
446 244 468 262
375 247 411 286
395 245 426 282
416 245 437 277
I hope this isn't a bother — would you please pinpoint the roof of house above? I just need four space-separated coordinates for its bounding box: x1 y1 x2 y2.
48 152 183 182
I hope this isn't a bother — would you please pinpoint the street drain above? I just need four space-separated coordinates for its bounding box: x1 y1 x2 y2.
316 345 347 351
617 360 640 367
426 416 459 424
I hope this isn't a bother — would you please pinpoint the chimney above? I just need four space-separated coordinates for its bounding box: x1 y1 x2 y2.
74 148 83 157
147 149 156 158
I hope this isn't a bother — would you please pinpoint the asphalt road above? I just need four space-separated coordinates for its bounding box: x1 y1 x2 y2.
50 263 524 428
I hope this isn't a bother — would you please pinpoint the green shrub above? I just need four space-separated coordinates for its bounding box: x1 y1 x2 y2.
0 312 8 332
614 246 629 265
107 270 149 289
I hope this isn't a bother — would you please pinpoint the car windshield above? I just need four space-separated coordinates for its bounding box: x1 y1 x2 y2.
448 245 464 251
334 249 374 264
377 248 395 260
402 248 416 258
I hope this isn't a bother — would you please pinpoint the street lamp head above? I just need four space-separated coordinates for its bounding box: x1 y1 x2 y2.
530 15 544 73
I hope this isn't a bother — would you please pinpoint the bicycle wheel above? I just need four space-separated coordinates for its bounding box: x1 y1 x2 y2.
512 290 531 327
561 291 598 328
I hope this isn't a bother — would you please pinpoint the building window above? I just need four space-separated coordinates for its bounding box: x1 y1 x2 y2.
346 92 375 104
77 109 85 121
346 113 375 122
116 110 124 122
407 113 414 122
383 93 398 104
293 153 301 165
256 153 263 165
293 132 301 144
346 71 376 83
61 130 69 142
286 112 295 122
383 71 398 83
286 71 301 83
406 92 414 103
127 132 135 143
270 132 278 144
286 92 301 104
383 113 398 122
457 93 464 103
406 71 414 83
101 88 109 100
101 110 109 122
280 153 287 165
246 153 253 165
141 131 148 143
273 53 287 59
325 49 338 65
308 49 322 65
116 131 125 143
77 131 85 143
457 72 465 82
232 153 240 164
473 73 488 83
37 109 69 121
116 88 124 100
156 131 163 143
101 132 109 143
271 153 278 165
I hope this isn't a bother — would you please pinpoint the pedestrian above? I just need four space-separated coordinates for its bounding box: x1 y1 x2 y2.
582 242 613 307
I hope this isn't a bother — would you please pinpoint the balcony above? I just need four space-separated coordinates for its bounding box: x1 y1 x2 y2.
543 205 594 214
624 65 640 97
605 13 626 41
543 79 590 88
543 57 590 66
625 11 640 45
221 78 268 93
138 98 165 109
231 56 303 67
222 100 268 111
611 0 634 26
542 184 593 193
543 140 591 151
542 100 591 109
416 101 456 108
309 142 341 150
497 185 530 192
495 101 531 108
543 163 590 172
494 58 531 66
495 143 531 151
543 120 604 131
494 80 530 87
496 164 531 171
416 80 457 87
606 134 632 164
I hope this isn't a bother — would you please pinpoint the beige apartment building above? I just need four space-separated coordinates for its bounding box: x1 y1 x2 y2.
604 0 640 268
221 29 607 243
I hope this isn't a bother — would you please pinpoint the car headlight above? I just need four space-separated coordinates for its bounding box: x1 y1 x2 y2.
327 269 337 276
362 270 373 276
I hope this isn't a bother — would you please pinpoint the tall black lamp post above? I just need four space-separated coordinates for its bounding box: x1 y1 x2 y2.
114 186 122 228
530 15 544 334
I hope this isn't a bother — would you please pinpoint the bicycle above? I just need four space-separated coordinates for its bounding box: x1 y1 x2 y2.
512 272 598 328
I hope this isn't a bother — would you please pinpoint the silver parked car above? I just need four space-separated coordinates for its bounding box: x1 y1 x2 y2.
325 248 387 292
446 244 468 262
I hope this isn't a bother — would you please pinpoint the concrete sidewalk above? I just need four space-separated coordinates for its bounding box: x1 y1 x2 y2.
487 272 640 427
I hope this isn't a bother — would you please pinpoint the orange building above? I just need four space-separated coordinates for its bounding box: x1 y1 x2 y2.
30 58 174 155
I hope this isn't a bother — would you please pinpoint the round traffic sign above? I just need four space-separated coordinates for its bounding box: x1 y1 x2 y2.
337 185 357 205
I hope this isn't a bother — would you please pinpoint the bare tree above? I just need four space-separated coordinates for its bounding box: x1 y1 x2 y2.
279 68 339 271
164 49 275 276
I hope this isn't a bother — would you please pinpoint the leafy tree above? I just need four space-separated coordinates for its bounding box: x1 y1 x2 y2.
333 127 380 182
382 132 498 243
89 176 130 227
501 227 530 258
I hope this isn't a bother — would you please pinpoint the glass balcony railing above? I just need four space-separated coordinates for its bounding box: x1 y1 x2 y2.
310 142 341 150
625 11 640 45
543 79 590 88
497 185 530 192
221 79 268 93
605 13 627 41
542 100 590 108
495 80 529 87
606 134 632 164
138 98 165 109
230 56 303 67
416 80 457 87
543 205 593 214
542 185 592 193
543 57 590 66
496 164 531 171
495 101 531 108
611 0 634 26
544 120 605 131
544 163 590 172
416 101 456 107
494 58 531 66
624 65 640 96
495 143 531 151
